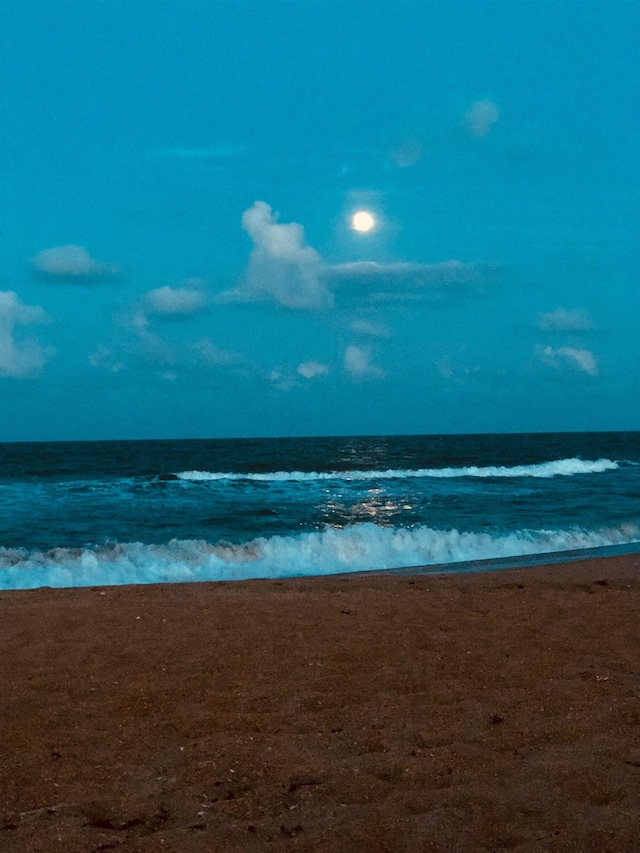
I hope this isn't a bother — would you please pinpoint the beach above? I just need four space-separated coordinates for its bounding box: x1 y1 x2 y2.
2 552 639 852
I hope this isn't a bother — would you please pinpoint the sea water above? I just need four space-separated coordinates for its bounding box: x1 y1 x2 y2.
0 432 638 589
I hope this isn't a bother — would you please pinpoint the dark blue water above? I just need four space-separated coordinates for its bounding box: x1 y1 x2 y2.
1 432 638 588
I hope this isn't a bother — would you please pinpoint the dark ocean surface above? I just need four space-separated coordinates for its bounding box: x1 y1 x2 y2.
1 432 638 589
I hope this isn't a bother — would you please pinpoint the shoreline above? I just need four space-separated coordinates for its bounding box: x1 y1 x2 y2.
2 551 639 851
363 541 640 580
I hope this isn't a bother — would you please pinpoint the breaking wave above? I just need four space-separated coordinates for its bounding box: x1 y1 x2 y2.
1 521 637 590
176 457 619 483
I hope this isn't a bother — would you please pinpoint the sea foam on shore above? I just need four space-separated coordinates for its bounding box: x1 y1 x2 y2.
2 521 638 590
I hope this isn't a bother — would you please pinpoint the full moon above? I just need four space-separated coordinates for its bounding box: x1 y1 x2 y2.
351 210 376 232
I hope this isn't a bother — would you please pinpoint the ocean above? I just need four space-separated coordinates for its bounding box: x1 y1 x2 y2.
1 432 638 590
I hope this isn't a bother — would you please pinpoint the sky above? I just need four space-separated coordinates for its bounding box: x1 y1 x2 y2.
0 0 638 441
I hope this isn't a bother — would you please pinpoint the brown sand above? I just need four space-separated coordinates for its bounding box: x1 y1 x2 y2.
1 554 639 852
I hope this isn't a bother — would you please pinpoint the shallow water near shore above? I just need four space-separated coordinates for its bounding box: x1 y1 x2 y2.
1 432 638 589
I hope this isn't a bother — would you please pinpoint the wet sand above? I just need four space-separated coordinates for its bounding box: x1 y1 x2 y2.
1 553 639 851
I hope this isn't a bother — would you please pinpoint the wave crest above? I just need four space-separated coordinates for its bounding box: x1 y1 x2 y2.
176 457 619 483
1 521 637 590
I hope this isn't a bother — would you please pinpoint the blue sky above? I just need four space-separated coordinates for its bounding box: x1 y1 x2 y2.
1 0 638 441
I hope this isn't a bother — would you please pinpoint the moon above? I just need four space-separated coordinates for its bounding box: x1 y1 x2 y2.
351 210 376 233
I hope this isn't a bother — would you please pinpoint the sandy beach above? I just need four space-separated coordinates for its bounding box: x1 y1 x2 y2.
1 553 639 852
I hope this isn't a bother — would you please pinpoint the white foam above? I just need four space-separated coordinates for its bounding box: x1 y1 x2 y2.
1 521 637 590
176 458 619 483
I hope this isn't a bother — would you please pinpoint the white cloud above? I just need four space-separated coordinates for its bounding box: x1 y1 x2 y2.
218 201 332 310
192 337 237 366
297 360 329 379
0 291 47 326
0 291 51 378
344 345 385 380
327 260 497 301
125 280 208 366
89 345 124 373
216 202 499 310
349 318 391 338
127 310 176 364
143 281 207 317
266 368 299 392
537 345 598 376
537 308 595 332
464 99 500 137
32 245 119 279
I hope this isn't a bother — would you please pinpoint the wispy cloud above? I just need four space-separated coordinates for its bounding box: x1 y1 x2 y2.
297 360 329 379
349 318 391 338
434 355 482 384
328 260 500 303
126 310 176 365
266 368 300 392
89 345 124 373
536 345 598 376
537 308 595 333
344 345 385 380
192 337 238 367
463 99 500 137
32 245 119 279
0 291 52 378
217 201 332 310
390 136 425 168
329 260 490 288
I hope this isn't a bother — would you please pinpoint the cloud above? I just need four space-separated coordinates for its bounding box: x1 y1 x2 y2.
192 337 238 367
297 360 329 379
218 201 332 310
536 345 598 376
0 291 47 326
32 245 119 279
89 345 124 373
464 99 500 137
266 368 300 392
143 281 208 317
435 356 480 383
344 345 385 380
123 280 208 365
537 308 595 333
349 318 391 338
216 202 499 310
327 260 499 302
328 260 493 286
127 310 176 364
391 136 425 168
0 291 51 378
